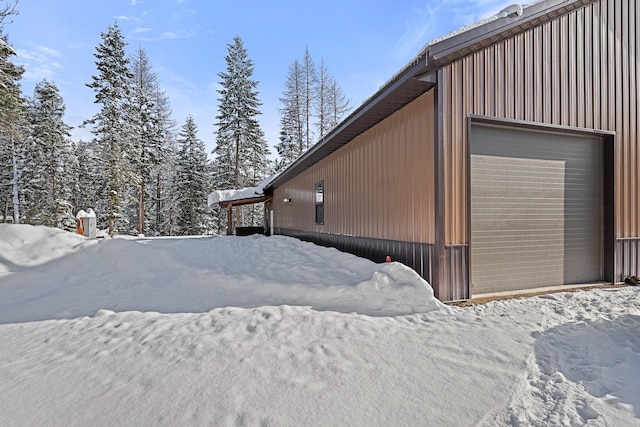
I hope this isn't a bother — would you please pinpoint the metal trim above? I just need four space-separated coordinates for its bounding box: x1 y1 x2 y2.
468 114 617 137
426 0 597 63
266 62 434 191
434 69 446 299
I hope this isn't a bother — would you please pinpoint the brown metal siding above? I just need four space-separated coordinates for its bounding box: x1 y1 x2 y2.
273 90 435 244
440 0 639 244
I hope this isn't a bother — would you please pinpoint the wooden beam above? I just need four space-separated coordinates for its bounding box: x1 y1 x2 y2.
227 206 233 235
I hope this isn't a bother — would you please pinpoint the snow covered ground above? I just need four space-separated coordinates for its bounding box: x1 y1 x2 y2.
0 224 638 426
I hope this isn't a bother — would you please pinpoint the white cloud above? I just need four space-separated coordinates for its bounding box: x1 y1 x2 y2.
388 0 516 62
133 27 152 34
160 31 178 40
136 30 195 42
114 15 142 23
16 45 63 83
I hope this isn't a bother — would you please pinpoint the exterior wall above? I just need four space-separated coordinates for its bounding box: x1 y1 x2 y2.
273 90 436 244
440 0 638 243
439 0 639 281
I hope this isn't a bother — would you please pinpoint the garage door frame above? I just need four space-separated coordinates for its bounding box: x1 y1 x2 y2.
466 115 616 296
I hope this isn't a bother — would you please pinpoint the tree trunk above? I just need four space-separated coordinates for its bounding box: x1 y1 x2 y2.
11 152 20 224
138 179 144 235
156 171 161 234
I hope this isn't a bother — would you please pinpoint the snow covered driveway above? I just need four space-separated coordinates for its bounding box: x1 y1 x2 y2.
0 225 638 426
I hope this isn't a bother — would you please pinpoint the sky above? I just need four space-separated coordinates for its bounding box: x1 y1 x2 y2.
1 223 639 425
7 0 514 156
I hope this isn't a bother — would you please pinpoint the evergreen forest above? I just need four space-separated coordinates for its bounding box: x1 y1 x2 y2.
0 3 350 236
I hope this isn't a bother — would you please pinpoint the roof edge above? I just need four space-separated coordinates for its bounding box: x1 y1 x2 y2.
266 0 595 192
424 0 596 65
266 59 430 190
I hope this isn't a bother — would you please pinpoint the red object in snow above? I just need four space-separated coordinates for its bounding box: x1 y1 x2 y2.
385 256 391 262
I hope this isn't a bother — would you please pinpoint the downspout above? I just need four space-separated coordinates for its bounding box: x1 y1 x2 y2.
433 68 446 301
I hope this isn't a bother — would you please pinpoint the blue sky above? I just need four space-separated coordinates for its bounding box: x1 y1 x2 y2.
8 0 512 156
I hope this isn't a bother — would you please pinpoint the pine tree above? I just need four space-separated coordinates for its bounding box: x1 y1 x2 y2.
315 60 351 138
22 79 75 228
276 49 350 170
0 2 17 30
212 35 270 231
302 47 316 150
84 22 134 236
150 84 178 236
128 47 164 235
327 74 351 131
276 59 304 170
72 139 98 213
0 35 27 224
175 115 209 235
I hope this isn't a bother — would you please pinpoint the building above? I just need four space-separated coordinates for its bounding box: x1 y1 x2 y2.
215 0 638 301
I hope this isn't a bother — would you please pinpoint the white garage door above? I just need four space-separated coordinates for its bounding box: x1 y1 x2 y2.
470 124 603 294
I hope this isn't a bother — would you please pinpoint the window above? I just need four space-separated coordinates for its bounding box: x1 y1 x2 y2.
315 181 324 225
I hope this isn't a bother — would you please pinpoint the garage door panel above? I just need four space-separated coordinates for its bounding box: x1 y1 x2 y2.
470 124 603 294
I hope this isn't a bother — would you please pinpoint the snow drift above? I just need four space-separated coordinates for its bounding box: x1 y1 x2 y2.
1 224 639 426
0 224 445 324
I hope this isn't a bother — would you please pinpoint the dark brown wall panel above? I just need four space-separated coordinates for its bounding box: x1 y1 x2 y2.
272 90 436 244
440 0 639 244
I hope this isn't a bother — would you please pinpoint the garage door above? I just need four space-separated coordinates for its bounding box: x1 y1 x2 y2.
470 124 603 294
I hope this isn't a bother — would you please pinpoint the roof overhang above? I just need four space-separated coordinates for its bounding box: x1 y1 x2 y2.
266 59 434 190
219 195 271 209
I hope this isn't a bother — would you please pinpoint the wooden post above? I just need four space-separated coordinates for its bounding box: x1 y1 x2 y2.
227 205 233 235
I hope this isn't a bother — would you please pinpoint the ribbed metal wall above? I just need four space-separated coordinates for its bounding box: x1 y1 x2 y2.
616 238 640 281
273 90 435 244
275 228 435 285
440 0 639 244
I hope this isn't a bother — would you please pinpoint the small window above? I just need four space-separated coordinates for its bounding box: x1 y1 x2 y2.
315 181 324 225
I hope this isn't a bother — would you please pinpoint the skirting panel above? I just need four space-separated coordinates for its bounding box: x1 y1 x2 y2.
274 228 434 287
444 245 469 301
616 239 640 282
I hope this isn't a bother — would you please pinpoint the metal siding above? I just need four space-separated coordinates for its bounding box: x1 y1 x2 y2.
635 0 640 236
441 0 639 246
275 228 435 286
470 125 603 294
616 239 640 281
575 8 585 128
272 91 435 244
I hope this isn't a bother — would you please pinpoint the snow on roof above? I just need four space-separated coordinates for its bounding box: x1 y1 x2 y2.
418 2 537 55
207 174 278 207
369 2 544 102
75 208 96 219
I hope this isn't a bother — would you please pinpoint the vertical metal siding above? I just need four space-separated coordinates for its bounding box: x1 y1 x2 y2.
440 0 639 245
272 90 436 244
616 239 640 281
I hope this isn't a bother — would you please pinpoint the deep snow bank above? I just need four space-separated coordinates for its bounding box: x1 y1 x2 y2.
0 224 96 270
0 225 446 323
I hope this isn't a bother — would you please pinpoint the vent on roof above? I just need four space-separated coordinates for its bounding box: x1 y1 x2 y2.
498 4 524 18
